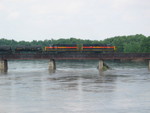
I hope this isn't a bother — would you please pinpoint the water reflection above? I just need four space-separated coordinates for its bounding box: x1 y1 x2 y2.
48 69 56 74
0 69 8 74
46 70 117 93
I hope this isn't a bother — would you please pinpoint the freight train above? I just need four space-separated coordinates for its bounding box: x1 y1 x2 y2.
45 44 116 52
0 44 116 53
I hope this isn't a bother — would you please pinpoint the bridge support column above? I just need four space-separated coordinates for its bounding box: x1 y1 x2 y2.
98 60 104 71
98 60 109 71
0 60 8 73
148 60 150 70
49 59 56 73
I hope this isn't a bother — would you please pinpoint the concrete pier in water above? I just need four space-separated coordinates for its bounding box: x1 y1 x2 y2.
49 59 56 72
0 60 8 73
0 59 149 72
98 60 104 71
98 60 109 71
149 60 150 70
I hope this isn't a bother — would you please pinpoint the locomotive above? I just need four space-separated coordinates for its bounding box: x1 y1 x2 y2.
45 44 116 52
45 44 78 52
0 44 116 53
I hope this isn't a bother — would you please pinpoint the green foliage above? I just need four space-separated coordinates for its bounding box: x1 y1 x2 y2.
0 34 149 53
124 42 141 53
140 36 150 52
103 34 147 52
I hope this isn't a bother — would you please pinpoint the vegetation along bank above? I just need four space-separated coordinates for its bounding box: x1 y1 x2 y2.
0 34 149 53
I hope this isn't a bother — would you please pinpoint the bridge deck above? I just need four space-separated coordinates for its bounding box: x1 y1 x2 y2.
0 52 150 60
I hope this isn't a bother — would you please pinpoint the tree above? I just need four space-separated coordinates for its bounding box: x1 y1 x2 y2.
141 36 150 52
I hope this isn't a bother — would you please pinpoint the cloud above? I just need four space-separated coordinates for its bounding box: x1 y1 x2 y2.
112 0 132 9
0 2 20 20
0 0 150 41
110 0 150 22
30 0 83 15
7 11 20 20
8 0 35 2
0 3 4 11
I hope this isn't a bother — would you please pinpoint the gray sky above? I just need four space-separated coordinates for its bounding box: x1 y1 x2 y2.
0 0 150 41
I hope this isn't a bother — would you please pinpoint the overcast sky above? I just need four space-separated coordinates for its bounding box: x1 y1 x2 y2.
0 0 150 41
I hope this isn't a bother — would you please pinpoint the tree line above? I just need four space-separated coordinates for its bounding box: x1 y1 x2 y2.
0 34 150 53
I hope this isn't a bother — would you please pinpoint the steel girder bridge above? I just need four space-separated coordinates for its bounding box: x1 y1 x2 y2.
0 52 150 72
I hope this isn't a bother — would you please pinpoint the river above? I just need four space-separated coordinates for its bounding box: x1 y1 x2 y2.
0 60 150 113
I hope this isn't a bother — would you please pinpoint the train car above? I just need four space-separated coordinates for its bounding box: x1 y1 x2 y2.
0 46 12 54
44 44 116 52
15 45 42 52
82 44 116 52
0 44 116 54
45 44 78 52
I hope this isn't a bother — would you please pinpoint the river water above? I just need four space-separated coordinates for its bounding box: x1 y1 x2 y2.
0 60 150 113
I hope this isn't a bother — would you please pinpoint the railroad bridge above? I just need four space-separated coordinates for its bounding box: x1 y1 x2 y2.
0 52 150 72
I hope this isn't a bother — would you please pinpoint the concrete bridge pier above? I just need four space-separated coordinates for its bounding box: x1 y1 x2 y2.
49 59 56 73
148 60 150 70
98 60 104 71
98 60 109 71
0 59 8 73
